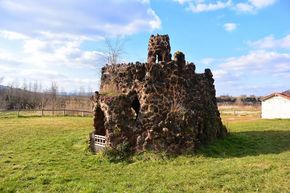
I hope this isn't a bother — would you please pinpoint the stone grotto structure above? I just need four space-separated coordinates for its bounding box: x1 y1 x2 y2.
89 34 227 154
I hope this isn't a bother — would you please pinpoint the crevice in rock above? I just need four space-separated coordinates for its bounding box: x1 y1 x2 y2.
131 96 140 120
94 107 105 136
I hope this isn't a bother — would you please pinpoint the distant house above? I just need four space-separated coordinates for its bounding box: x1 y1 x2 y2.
261 92 290 119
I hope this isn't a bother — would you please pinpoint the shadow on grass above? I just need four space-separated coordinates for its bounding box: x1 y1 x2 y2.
197 130 290 158
103 131 290 163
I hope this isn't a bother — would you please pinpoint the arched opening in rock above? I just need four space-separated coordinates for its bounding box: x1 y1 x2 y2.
157 53 162 62
94 107 106 136
131 96 140 120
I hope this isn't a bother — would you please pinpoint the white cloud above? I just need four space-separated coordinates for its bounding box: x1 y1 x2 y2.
188 0 232 13
248 34 290 50
200 48 290 95
173 0 276 13
147 9 162 30
235 3 254 12
0 30 105 91
249 0 276 9
200 57 215 65
0 0 162 91
214 50 290 94
0 0 161 37
212 69 228 79
0 30 29 40
215 32 290 94
138 0 150 4
223 23 237 32
220 50 290 72
235 0 276 13
173 0 193 5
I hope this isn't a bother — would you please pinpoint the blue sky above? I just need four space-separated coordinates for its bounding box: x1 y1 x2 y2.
0 0 289 96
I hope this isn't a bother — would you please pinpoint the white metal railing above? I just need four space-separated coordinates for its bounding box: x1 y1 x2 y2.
94 135 106 147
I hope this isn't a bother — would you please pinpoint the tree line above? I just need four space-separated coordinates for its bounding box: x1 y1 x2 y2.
217 95 261 106
0 81 93 111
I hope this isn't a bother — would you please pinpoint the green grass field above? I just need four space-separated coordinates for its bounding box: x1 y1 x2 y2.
0 116 289 193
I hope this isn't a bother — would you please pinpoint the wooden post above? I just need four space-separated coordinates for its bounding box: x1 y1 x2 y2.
82 111 84 117
63 109 66 116
89 132 96 154
41 108 44 116
17 109 20 117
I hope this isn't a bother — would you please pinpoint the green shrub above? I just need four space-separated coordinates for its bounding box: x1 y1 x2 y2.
103 140 132 162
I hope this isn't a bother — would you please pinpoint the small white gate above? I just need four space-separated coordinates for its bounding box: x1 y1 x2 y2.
94 135 106 150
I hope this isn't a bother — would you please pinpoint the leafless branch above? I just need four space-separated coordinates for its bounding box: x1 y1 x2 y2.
104 36 126 65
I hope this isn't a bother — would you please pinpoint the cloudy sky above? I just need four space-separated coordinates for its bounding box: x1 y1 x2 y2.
0 0 289 96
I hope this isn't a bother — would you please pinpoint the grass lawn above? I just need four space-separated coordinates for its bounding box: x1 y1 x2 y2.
0 116 289 193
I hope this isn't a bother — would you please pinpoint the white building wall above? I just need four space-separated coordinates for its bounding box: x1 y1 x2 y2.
262 96 290 119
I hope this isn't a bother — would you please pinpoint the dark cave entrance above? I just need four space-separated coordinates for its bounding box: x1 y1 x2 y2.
94 107 106 136
131 96 140 120
157 53 162 62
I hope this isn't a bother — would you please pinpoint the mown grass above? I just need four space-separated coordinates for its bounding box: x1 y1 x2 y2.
0 117 289 193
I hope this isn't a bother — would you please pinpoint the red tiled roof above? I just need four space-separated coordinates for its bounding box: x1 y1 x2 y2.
283 89 290 95
262 92 290 101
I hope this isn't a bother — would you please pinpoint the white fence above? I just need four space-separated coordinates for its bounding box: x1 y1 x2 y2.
95 135 106 147
0 109 93 117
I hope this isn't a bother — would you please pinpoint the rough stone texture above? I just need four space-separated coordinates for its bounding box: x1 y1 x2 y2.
90 34 227 154
147 34 171 69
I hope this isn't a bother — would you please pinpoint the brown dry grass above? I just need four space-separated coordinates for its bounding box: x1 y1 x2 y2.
219 105 261 123
222 114 261 123
100 82 122 96
218 104 261 111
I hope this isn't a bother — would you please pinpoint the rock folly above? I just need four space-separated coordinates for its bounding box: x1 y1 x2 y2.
89 34 227 154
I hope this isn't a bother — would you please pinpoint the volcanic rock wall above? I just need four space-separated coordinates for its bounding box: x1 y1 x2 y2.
90 34 227 154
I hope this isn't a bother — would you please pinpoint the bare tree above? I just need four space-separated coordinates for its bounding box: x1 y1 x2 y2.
0 77 5 109
31 81 42 109
49 81 58 113
41 91 49 110
104 36 126 65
